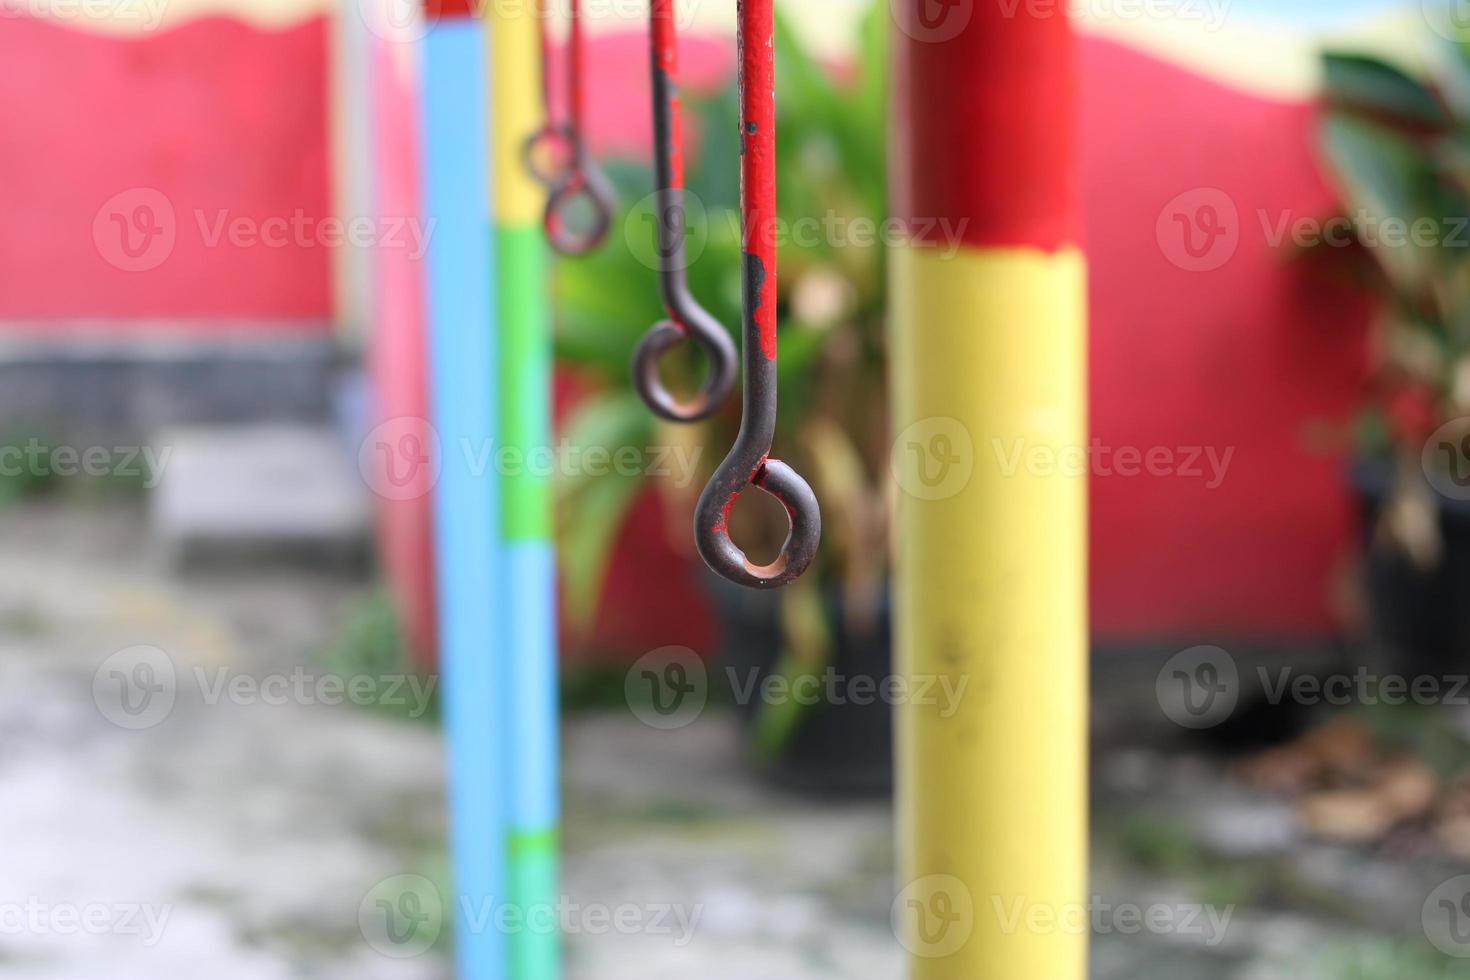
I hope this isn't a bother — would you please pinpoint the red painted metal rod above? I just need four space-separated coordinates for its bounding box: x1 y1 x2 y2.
692 0 820 589
631 0 738 422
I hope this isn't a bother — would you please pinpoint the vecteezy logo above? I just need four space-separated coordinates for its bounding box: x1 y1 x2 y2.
1424 418 1470 502
357 0 434 44
890 0 974 43
912 434 960 487
624 646 708 730
1424 0 1470 42
359 874 443 959
892 874 974 959
1156 188 1239 273
646 663 694 715
93 189 176 273
1156 645 1239 729
890 417 975 501
93 645 178 730
358 417 443 502
1424 875 1470 957
623 189 710 274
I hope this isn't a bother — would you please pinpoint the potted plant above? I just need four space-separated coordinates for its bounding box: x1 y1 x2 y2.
554 9 895 793
1317 44 1470 675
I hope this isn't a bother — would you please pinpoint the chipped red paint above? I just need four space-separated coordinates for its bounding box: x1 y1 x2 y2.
891 0 1080 251
739 0 777 360
712 489 742 534
651 0 684 186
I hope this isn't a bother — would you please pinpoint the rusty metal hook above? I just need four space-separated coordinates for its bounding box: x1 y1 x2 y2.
523 0 573 188
632 0 737 423
692 0 819 589
542 0 614 256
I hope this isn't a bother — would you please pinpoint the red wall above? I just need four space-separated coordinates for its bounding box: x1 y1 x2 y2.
0 15 332 323
1081 37 1368 640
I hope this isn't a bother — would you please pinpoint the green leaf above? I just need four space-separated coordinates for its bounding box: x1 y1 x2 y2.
1436 38 1470 119
775 322 833 385
1323 53 1447 128
558 389 656 500
1320 112 1442 292
774 9 842 125
749 652 816 758
684 89 742 213
559 471 645 629
751 577 832 757
552 221 668 379
557 391 655 627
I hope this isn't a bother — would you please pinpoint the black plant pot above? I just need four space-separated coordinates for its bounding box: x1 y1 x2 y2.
705 574 893 797
1352 457 1470 678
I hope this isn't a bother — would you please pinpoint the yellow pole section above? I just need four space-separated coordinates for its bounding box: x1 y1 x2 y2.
889 5 1088 978
489 5 545 229
892 249 1089 977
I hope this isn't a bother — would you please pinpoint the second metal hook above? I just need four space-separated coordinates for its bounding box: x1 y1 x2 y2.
632 0 737 422
524 0 574 190
545 166 616 257
535 0 613 256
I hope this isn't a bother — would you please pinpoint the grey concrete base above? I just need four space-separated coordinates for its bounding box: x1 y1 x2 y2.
149 425 372 569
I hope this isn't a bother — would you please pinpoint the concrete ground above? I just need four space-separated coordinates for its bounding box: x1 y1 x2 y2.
0 499 1460 978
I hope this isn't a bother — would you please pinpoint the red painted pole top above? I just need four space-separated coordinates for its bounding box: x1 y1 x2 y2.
423 0 478 20
891 1 1080 252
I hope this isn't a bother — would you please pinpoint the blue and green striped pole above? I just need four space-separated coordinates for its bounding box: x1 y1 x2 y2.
487 6 561 978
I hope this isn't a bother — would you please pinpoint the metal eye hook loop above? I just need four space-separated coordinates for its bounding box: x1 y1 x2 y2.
524 0 573 189
632 304 737 423
545 163 614 257
540 0 614 256
632 0 737 422
523 123 574 190
691 0 819 589
695 454 820 589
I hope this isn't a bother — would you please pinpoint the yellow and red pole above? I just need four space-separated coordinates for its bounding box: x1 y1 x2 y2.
889 4 1088 978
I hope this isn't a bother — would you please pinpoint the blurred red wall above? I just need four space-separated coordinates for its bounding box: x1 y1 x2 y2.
1080 37 1368 640
0 15 332 323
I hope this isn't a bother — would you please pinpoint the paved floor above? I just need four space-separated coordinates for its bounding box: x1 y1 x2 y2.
0 500 1457 979
0 500 898 979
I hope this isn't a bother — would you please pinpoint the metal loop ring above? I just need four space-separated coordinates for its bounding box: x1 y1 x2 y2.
632 310 737 422
695 458 820 589
522 123 574 189
544 166 614 257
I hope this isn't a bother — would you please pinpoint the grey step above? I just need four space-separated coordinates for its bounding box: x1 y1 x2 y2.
149 424 372 569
